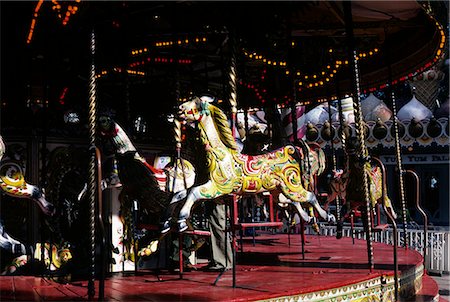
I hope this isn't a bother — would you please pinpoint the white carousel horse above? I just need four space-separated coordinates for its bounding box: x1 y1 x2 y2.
0 135 55 263
168 96 335 232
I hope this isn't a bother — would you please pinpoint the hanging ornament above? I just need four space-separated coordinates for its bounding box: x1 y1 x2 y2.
426 117 442 138
408 117 424 138
305 122 319 141
373 118 388 140
320 121 335 141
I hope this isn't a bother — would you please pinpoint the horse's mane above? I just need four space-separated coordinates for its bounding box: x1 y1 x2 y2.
208 104 239 151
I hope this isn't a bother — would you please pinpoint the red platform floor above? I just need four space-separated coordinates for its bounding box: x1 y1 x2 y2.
0 234 438 301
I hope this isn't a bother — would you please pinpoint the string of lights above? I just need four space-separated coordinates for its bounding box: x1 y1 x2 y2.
27 0 81 44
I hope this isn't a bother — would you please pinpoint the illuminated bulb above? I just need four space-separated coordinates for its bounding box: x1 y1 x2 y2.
296 72 300 76
374 48 379 52
325 78 330 82
313 75 317 78
305 75 309 79
321 71 325 75
327 65 331 69
285 70 290 75
328 48 333 53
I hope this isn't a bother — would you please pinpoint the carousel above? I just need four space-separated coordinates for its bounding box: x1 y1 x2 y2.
0 1 448 301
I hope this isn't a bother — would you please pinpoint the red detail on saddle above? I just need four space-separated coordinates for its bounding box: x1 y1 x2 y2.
142 161 167 188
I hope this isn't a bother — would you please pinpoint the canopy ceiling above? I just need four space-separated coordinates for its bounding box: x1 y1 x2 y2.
0 1 447 136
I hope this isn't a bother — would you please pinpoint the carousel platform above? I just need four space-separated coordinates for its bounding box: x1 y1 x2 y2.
0 234 440 301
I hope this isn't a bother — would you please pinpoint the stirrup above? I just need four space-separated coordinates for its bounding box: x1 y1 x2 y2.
178 219 188 233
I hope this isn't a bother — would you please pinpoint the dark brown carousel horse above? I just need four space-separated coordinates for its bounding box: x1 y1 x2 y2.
324 136 397 238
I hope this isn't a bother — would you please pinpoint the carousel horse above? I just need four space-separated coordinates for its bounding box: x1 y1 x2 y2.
97 115 200 258
324 136 397 237
97 115 196 195
168 96 335 233
0 136 55 256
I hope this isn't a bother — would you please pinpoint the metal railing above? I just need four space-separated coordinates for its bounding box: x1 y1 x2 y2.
306 225 449 273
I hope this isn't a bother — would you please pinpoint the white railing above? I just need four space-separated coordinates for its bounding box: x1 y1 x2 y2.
305 225 449 273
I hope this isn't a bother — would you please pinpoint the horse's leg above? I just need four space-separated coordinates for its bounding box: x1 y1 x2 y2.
324 188 337 211
178 181 221 232
305 191 336 223
161 189 189 234
278 194 312 223
336 201 349 239
0 222 26 255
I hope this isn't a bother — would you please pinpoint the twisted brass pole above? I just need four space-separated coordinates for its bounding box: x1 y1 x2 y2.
228 32 238 289
87 30 98 298
344 2 374 271
384 26 408 247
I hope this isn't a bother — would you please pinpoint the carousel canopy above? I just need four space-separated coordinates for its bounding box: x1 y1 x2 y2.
0 1 447 137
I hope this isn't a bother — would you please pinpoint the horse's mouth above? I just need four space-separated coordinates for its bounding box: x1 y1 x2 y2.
39 202 56 216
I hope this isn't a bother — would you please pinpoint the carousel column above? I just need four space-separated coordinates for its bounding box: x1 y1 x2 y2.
343 2 374 271
385 29 408 247
228 32 238 289
326 95 340 223
87 30 99 299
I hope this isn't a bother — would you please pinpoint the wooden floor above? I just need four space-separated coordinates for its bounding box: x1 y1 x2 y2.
0 234 438 301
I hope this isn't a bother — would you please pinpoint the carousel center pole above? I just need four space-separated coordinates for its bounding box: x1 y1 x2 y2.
87 29 98 299
343 2 374 271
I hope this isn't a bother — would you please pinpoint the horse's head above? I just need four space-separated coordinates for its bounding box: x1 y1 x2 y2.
178 96 211 124
31 186 56 216
97 115 116 137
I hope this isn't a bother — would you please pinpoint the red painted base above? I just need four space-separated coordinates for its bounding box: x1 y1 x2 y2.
0 234 438 301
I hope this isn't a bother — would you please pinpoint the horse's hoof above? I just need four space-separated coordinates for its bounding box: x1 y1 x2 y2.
178 220 188 233
160 219 172 234
149 240 159 253
328 214 336 224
